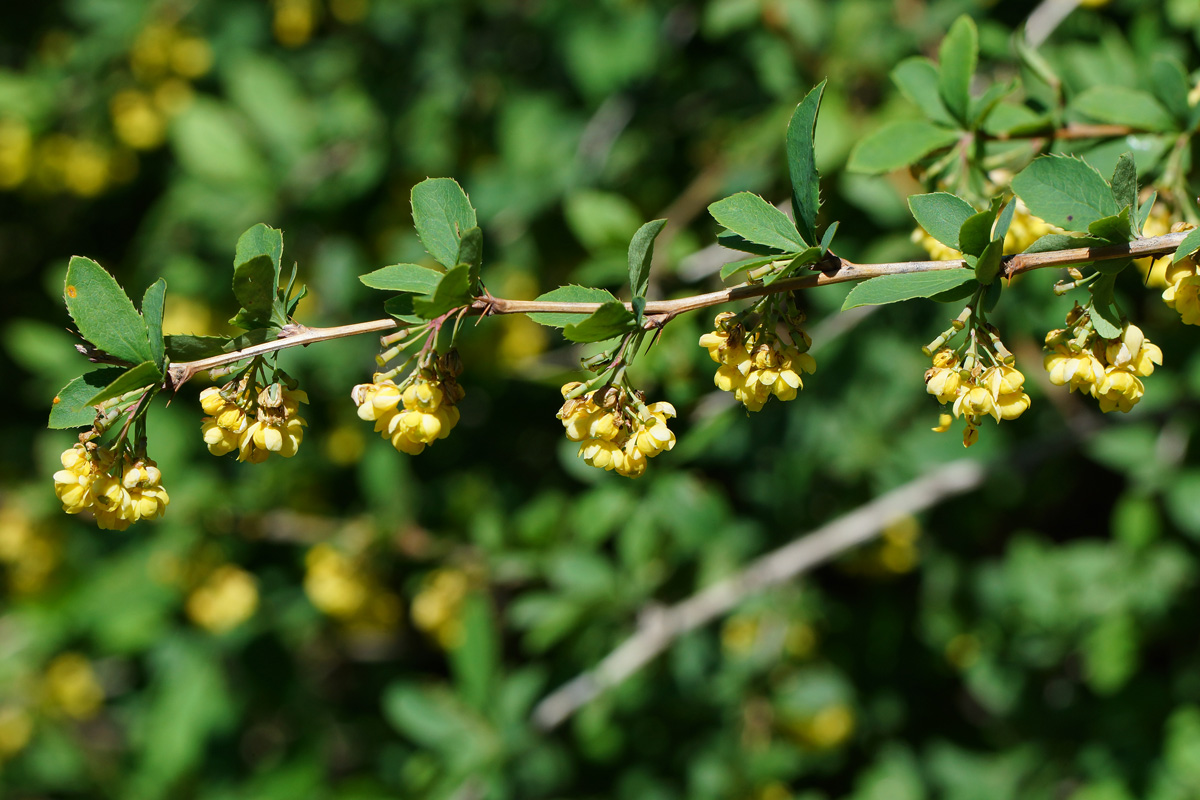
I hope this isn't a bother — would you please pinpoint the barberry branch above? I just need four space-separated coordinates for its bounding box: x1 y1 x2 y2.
165 231 1190 389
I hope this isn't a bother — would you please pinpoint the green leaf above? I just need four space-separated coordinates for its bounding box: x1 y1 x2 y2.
982 276 1002 311
1023 233 1105 254
847 121 959 174
164 335 229 361
628 219 667 299
717 230 784 256
968 79 1016 128
1090 275 1122 338
562 301 637 343
411 177 477 268
457 226 484 289
720 255 777 281
841 269 976 310
891 57 955 126
930 280 977 303
359 263 446 294
1174 228 1200 263
909 192 975 251
85 361 162 407
448 593 498 714
142 279 166 370
231 224 285 329
64 256 152 365
763 246 822 285
1071 87 1176 132
1151 56 1192 124
383 294 425 325
974 239 1003 285
412 263 473 318
1014 25 1061 90
994 198 1016 242
528 286 618 328
786 80 825 245
49 369 123 429
1088 207 1133 244
958 209 995 257
1011 155 1118 232
382 682 491 763
819 220 839 253
1110 152 1137 216
938 15 978 125
708 192 805 252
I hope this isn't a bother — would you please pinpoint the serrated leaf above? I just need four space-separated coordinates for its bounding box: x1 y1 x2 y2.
49 369 123 429
64 256 153 365
939 15 977 125
720 255 777 281
891 57 955 126
974 239 1003 285
1151 56 1191 124
1174 228 1200 263
412 263 473 318
1110 152 1137 216
457 225 483 291
85 361 162 406
1071 87 1176 132
1011 155 1118 232
958 209 995 257
142 279 166 370
847 121 959 174
359 263 446 294
234 224 283 277
231 224 285 329
716 230 784 256
841 269 976 310
1088 207 1133 244
164 335 229 361
563 301 636 343
411 178 477 268
786 80 825 245
528 286 618 328
909 192 976 251
628 219 667 299
708 193 805 252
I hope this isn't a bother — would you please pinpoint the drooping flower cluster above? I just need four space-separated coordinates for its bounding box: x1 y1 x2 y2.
352 353 464 455
699 311 815 412
557 382 676 478
200 379 308 463
1043 314 1161 413
926 348 1031 447
52 444 169 530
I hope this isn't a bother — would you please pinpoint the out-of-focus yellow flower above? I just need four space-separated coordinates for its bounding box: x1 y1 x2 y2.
274 0 317 47
34 135 111 197
304 543 401 632
153 78 195 116
721 614 760 655
110 90 166 150
0 706 33 760
169 35 213 79
42 654 104 720
411 569 470 648
0 118 32 189
323 423 366 466
786 703 855 750
186 565 259 634
329 0 369 24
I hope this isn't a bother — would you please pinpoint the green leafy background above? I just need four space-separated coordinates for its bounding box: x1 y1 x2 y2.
5 2 1200 799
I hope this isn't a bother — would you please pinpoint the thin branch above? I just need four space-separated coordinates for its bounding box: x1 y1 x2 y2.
530 458 989 731
165 231 1190 388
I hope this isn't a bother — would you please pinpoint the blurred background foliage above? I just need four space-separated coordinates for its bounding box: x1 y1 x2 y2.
5 0 1200 798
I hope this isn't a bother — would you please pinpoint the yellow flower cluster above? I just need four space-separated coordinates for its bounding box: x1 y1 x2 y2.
114 22 212 150
699 312 815 411
42 653 104 720
0 504 61 595
1162 257 1200 326
0 705 33 762
52 444 170 530
557 383 676 478
926 349 1031 447
913 201 1058 260
185 565 260 634
411 568 471 649
200 381 309 463
1044 321 1161 413
352 374 463 455
303 544 401 630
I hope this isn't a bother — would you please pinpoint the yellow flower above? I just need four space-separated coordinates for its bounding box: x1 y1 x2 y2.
1095 367 1144 413
953 383 999 422
558 385 675 478
53 444 96 514
982 365 1031 421
304 544 370 619
1043 345 1103 394
412 569 470 648
42 653 104 720
354 375 461 455
122 457 169 522
0 706 33 760
186 565 259 634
